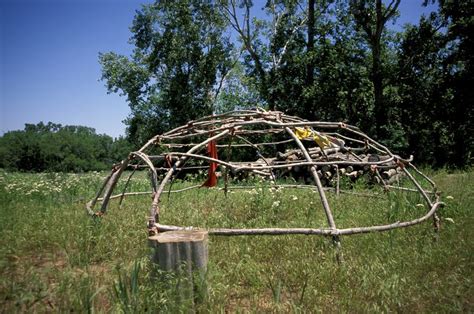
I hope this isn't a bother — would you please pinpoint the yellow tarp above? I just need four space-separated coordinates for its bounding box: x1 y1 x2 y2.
295 127 332 149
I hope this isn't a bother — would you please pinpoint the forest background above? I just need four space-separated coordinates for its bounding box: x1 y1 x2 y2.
1 0 472 171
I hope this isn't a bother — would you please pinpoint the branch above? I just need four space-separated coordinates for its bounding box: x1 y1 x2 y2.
274 15 308 68
383 0 401 24
218 0 266 82
212 50 243 104
352 1 374 40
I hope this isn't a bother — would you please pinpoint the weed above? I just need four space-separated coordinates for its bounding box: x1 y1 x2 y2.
0 170 473 312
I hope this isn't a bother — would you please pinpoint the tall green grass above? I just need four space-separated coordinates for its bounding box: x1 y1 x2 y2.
0 169 472 312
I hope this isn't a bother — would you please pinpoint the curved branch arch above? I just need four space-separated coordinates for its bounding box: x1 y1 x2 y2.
87 110 441 242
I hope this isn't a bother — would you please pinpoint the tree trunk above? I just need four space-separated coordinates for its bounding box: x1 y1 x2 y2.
149 230 209 306
372 40 386 138
306 0 315 87
371 0 386 139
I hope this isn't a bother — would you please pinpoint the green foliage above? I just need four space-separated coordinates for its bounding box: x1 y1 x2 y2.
99 0 233 144
395 1 474 166
0 122 133 172
436 0 474 166
214 62 263 113
98 0 473 167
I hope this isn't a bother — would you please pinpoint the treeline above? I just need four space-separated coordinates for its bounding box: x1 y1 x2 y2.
0 122 133 172
100 0 472 167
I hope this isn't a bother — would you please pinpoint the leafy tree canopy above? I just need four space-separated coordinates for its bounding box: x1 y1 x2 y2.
100 0 234 144
99 0 473 167
0 122 133 172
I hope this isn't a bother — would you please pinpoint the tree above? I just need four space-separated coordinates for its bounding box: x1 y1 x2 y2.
94 0 472 168
306 0 315 87
395 1 473 167
100 0 233 144
0 123 132 172
219 0 309 109
436 0 474 166
351 0 400 141
397 13 447 164
213 61 263 113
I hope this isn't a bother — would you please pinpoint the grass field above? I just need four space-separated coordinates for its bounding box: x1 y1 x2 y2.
0 169 473 312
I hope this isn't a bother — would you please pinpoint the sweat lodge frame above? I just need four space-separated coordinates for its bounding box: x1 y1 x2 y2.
86 109 443 248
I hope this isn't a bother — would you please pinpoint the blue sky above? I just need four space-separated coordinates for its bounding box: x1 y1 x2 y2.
0 0 436 139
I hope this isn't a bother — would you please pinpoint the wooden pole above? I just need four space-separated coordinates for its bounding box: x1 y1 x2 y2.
100 159 129 214
154 201 443 236
149 129 231 231
284 126 343 262
284 127 337 230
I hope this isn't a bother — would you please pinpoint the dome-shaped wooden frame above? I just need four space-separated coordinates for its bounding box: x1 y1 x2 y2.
87 109 443 243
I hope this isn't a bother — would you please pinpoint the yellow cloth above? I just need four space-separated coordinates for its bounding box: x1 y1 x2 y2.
295 127 332 149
